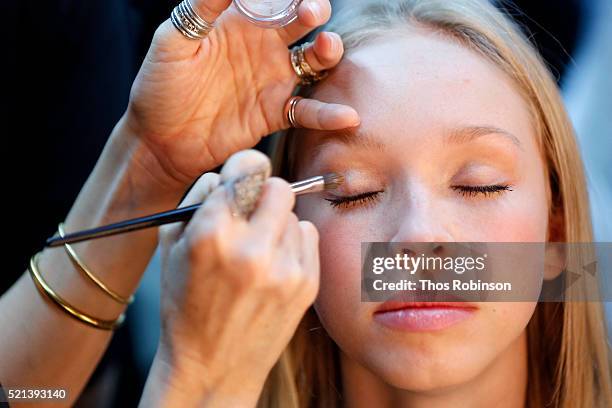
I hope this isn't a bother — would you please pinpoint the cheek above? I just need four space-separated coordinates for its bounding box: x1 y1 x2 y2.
452 184 549 242
480 302 536 348
316 215 364 308
296 198 368 332
498 194 548 241
296 196 368 291
480 153 550 242
313 219 374 356
464 199 547 241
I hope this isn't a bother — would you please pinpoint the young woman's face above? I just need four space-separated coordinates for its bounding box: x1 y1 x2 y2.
293 31 551 391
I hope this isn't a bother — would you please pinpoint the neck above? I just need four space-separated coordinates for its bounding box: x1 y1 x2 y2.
341 330 528 408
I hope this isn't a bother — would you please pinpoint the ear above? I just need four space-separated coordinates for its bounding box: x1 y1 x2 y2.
544 204 566 280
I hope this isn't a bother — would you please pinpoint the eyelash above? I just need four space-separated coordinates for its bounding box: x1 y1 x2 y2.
325 191 383 209
451 184 513 197
325 185 513 209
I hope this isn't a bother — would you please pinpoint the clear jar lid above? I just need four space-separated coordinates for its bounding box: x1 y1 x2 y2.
233 0 302 28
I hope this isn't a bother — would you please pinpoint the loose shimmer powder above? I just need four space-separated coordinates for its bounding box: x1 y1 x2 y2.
228 167 270 218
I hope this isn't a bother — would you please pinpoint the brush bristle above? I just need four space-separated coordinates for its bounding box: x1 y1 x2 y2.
322 173 344 190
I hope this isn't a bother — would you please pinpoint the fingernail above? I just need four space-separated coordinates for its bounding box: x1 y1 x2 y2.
227 166 270 219
338 106 360 127
328 32 340 53
350 110 361 126
308 0 322 20
334 105 360 123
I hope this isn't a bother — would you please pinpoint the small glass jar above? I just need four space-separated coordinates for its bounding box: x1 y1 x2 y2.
233 0 303 28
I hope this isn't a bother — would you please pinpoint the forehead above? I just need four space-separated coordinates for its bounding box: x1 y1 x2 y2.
298 30 535 156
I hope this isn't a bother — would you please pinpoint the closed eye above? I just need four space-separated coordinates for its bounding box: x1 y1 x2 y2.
325 191 383 209
324 185 511 209
451 184 513 197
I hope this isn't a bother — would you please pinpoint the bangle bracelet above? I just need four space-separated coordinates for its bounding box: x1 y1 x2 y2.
28 252 125 331
58 223 134 305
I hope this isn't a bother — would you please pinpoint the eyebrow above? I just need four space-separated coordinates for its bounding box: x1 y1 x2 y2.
445 125 523 150
309 128 385 160
311 124 522 156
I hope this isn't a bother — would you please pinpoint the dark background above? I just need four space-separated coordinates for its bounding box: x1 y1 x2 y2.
0 0 585 405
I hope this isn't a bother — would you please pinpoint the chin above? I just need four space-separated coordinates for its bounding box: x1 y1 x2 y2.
359 342 486 392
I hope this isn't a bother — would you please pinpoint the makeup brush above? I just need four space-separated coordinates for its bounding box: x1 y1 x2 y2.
46 173 344 247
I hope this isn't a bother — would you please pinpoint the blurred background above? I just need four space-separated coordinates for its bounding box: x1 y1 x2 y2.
1 0 610 406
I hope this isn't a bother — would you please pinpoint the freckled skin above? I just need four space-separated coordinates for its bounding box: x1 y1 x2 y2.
292 31 551 405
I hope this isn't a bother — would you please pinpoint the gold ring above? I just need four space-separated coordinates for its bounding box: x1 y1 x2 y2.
284 96 303 128
290 43 327 86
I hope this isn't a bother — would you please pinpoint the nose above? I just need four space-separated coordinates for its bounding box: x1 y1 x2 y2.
389 187 454 244
387 192 457 292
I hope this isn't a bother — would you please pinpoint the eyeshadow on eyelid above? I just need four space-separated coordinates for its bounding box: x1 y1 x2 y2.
458 162 503 173
314 168 384 194
302 131 521 185
451 162 515 184
454 144 520 168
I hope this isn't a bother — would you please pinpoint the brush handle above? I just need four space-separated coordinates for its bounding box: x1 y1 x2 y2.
46 204 201 247
46 180 329 248
45 175 331 248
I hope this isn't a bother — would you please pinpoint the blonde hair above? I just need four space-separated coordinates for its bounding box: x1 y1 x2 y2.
261 1 612 406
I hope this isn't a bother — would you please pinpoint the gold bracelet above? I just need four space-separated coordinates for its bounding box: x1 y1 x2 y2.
58 223 134 305
28 252 125 330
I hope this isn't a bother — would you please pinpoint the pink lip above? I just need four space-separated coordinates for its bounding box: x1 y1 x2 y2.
373 302 477 332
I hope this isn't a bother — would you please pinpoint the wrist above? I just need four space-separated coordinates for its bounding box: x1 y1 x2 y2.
143 344 265 408
107 114 190 206
47 115 191 312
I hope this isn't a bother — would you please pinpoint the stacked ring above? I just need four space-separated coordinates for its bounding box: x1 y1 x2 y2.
290 43 328 86
284 96 303 128
171 0 215 40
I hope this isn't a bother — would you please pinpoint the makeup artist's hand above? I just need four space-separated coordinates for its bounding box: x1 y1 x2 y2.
142 150 319 406
120 0 359 191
